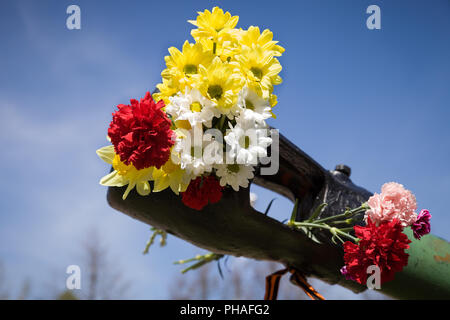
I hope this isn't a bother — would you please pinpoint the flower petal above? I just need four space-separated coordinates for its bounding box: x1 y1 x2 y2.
100 171 127 187
122 182 136 200
96 145 115 164
136 181 151 196
153 175 171 193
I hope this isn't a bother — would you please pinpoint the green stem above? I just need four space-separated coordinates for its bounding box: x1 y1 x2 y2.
313 205 367 224
174 253 223 274
292 222 359 243
332 233 345 245
312 213 348 224
217 115 226 131
143 228 167 254
305 203 327 223
330 218 354 225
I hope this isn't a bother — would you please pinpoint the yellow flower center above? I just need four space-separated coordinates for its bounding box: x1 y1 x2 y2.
190 101 202 112
239 136 251 149
208 85 223 100
250 67 263 80
183 64 198 75
227 164 240 173
245 99 255 110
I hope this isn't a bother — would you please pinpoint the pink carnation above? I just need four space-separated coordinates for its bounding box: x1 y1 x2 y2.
365 182 417 227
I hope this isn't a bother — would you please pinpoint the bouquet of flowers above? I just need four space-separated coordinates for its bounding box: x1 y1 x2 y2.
288 182 432 286
96 7 283 210
96 6 433 293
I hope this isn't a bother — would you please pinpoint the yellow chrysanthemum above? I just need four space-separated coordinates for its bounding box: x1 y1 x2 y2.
96 145 153 200
154 79 179 106
152 158 190 195
235 45 282 100
195 56 243 115
195 32 241 62
239 26 285 57
161 41 213 87
188 7 239 42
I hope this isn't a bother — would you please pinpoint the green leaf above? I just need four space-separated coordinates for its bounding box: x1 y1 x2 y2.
307 203 328 222
288 198 299 226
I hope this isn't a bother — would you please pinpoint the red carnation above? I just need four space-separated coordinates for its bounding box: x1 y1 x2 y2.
108 92 174 170
343 218 411 285
181 176 223 210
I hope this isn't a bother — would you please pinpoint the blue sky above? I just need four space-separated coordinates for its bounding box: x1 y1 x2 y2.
0 0 449 299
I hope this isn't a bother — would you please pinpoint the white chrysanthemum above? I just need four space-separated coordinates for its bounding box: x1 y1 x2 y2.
225 111 272 165
236 86 272 124
173 125 214 177
165 88 221 127
215 163 255 191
